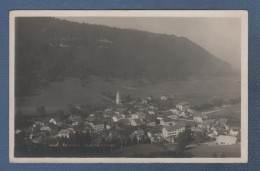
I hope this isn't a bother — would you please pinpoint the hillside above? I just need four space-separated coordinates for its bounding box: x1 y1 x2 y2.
15 17 233 97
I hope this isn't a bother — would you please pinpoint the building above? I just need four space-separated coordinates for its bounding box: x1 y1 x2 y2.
161 96 168 101
129 118 143 126
57 129 73 138
146 121 156 127
116 91 120 105
216 135 237 145
130 129 145 141
193 116 203 123
176 102 190 111
229 127 240 136
162 125 185 138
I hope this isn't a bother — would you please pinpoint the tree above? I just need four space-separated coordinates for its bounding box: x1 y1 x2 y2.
176 126 193 150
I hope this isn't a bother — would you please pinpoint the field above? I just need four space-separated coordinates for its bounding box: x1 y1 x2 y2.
186 144 241 158
16 76 240 115
113 144 167 157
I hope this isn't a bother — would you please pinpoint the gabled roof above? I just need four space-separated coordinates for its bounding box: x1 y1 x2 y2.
148 126 162 134
58 129 72 135
134 119 143 125
177 102 190 106
164 125 185 132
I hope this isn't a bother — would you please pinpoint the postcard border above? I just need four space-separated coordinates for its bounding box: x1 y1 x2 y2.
9 10 248 163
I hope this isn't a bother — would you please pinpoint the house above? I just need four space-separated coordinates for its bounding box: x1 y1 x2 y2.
146 121 156 127
40 126 51 135
112 114 125 122
129 118 143 126
162 125 185 138
57 129 73 138
169 108 179 114
217 118 229 127
92 120 107 132
147 126 163 139
156 117 164 125
216 135 237 145
229 127 240 136
176 102 190 111
167 114 179 119
40 136 59 147
130 129 145 141
49 118 57 125
179 111 186 117
193 116 203 123
117 118 131 126
160 96 168 101
191 126 200 132
131 112 146 120
81 125 94 134
163 117 177 126
148 110 155 115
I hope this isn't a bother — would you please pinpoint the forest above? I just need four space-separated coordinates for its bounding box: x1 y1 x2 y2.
15 17 234 97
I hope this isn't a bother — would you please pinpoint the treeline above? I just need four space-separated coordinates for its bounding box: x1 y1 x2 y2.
191 97 241 111
15 17 233 97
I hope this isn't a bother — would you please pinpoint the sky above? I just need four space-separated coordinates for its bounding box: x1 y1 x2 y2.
59 17 241 70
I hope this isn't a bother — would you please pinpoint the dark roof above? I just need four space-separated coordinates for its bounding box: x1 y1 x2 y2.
134 119 143 125
148 126 162 134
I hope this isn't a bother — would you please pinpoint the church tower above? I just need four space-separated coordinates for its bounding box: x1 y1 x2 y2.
116 91 120 105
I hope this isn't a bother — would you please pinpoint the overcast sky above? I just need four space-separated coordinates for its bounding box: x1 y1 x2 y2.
59 17 241 69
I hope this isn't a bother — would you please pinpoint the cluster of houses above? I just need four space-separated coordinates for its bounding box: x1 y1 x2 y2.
16 93 240 148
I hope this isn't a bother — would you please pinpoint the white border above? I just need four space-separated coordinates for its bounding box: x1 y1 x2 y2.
9 10 248 163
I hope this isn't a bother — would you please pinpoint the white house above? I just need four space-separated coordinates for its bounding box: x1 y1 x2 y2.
176 102 190 111
49 118 57 125
129 118 142 126
161 96 168 101
57 129 73 138
216 135 237 145
193 116 203 123
162 126 185 138
229 127 240 136
169 109 179 115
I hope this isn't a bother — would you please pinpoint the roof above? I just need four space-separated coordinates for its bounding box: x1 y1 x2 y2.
164 125 185 132
118 118 130 124
40 126 51 132
177 102 190 106
58 129 72 135
134 119 143 125
230 127 240 131
148 126 162 134
135 129 145 135
163 117 176 123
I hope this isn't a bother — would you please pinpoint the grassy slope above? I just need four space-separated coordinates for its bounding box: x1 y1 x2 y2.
186 144 241 157
16 76 240 115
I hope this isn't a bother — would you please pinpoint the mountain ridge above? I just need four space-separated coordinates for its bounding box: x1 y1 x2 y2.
15 17 233 97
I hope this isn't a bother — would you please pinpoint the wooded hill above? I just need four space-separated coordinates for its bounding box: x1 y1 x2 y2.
15 17 233 97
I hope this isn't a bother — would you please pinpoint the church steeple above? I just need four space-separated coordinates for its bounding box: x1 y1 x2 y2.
116 91 120 105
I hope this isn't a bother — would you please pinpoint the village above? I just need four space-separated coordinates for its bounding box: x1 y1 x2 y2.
15 91 241 157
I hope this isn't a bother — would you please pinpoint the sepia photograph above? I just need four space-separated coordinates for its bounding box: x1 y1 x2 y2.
9 10 248 163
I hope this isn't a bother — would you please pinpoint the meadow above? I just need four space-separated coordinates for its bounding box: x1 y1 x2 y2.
15 75 240 115
185 144 241 158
